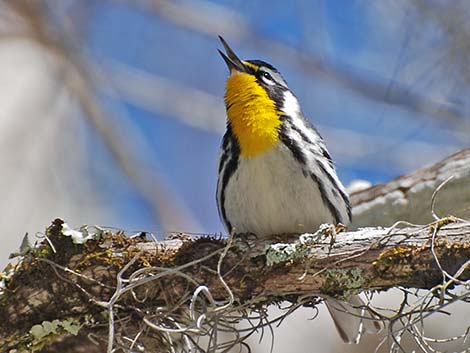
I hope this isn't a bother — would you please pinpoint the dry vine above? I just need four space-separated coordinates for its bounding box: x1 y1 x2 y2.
0 213 469 353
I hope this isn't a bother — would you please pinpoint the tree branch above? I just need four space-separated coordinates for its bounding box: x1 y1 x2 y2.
351 148 470 227
1 150 469 352
1 216 469 352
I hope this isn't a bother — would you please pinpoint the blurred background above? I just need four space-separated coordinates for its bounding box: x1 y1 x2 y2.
0 1 469 352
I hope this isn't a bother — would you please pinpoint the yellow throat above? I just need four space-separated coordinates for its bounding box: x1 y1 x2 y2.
225 72 282 157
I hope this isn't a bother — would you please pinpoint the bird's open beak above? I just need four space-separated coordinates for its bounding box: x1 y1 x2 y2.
218 36 246 74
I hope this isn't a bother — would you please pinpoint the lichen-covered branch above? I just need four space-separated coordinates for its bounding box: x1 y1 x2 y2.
351 148 470 227
1 217 469 352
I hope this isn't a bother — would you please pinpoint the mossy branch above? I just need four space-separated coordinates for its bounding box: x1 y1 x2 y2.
1 217 469 352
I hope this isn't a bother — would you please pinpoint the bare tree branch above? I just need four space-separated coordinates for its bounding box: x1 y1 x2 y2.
1 213 468 352
4 0 201 232
1 3 469 352
106 62 461 172
0 150 468 352
351 148 470 228
140 0 470 128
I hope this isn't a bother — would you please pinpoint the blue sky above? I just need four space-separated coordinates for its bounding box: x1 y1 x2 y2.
75 1 467 233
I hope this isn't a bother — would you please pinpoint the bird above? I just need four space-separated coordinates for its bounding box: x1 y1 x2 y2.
216 36 383 344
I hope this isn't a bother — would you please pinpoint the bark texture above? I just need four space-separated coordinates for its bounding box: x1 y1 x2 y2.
351 148 470 227
0 150 469 352
0 217 469 352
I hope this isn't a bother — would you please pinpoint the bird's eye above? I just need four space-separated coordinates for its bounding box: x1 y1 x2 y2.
259 70 276 85
261 71 273 81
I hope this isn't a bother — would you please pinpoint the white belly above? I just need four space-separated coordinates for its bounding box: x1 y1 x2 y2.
223 144 335 235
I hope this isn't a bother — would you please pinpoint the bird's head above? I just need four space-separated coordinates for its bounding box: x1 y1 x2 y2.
218 36 301 157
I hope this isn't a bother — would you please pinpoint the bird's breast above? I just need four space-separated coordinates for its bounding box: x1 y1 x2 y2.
222 144 335 236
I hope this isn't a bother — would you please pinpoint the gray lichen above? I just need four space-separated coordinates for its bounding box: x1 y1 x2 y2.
265 224 335 266
265 242 306 266
322 268 366 299
27 318 81 351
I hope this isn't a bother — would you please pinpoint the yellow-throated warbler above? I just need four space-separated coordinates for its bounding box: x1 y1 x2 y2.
216 36 382 343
